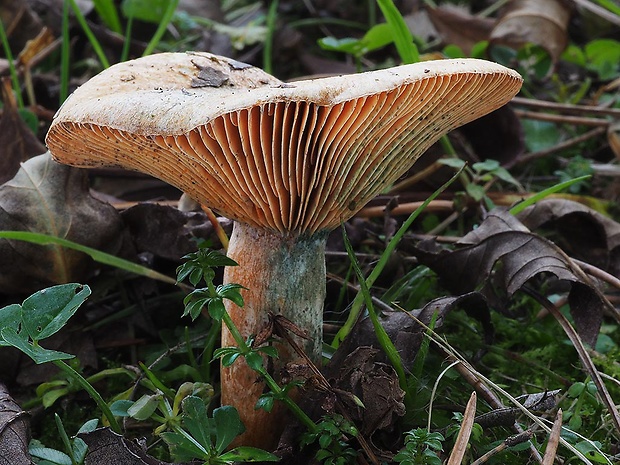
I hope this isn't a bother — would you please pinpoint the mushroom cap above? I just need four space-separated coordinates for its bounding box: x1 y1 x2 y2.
47 52 522 234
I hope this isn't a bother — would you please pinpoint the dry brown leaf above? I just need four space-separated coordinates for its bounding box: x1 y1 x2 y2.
516 198 620 276
0 153 124 294
414 209 607 345
0 383 33 465
490 0 571 64
79 428 180 465
426 6 495 55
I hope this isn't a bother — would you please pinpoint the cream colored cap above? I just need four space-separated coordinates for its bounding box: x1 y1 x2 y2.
47 52 522 234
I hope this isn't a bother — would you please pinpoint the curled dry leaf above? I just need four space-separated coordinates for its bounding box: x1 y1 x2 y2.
335 347 405 436
490 0 571 64
426 5 495 55
0 153 124 294
0 383 34 465
414 209 607 345
516 198 620 276
78 428 179 465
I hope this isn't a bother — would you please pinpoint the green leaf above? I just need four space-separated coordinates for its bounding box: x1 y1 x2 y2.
360 22 394 53
465 183 485 202
21 283 91 341
77 419 99 434
207 298 226 321
0 231 177 286
127 392 162 420
121 0 170 23
318 37 361 54
213 406 245 454
180 396 214 453
437 158 466 169
0 304 21 346
219 447 279 462
255 394 275 412
574 440 609 463
161 431 210 462
584 39 620 80
1 327 73 363
110 399 134 417
508 175 591 215
244 351 264 371
217 284 245 307
376 0 418 63
28 446 73 465
93 0 122 33
521 119 561 152
257 346 278 358
72 437 89 465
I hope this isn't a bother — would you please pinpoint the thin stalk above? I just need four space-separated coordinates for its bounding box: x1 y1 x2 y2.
0 19 24 108
68 0 110 68
53 360 121 433
342 226 410 405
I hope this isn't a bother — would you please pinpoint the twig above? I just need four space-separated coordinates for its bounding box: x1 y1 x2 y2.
572 258 620 292
447 392 477 465
512 96 620 117
513 109 610 127
470 431 533 465
569 0 620 26
542 409 563 465
357 200 454 218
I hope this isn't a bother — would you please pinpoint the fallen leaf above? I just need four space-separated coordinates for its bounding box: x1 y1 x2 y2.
426 5 495 55
490 0 571 65
79 428 181 465
0 153 124 294
516 198 620 275
0 383 34 465
0 78 46 183
414 209 607 345
336 347 405 436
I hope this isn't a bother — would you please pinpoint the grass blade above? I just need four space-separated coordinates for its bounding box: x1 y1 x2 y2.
376 0 418 64
0 231 177 285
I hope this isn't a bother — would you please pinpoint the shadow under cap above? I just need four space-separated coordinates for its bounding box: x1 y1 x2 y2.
47 51 522 235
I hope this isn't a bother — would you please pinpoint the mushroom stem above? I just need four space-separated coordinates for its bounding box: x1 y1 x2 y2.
222 222 327 448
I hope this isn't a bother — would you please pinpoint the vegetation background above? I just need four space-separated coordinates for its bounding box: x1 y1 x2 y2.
0 0 619 464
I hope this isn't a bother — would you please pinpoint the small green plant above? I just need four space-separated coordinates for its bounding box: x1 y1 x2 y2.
160 396 278 464
29 416 98 465
393 428 444 465
318 0 419 70
0 283 121 432
300 414 359 465
112 380 214 435
177 245 317 431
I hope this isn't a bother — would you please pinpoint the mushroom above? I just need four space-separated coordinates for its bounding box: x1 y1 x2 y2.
46 51 522 447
